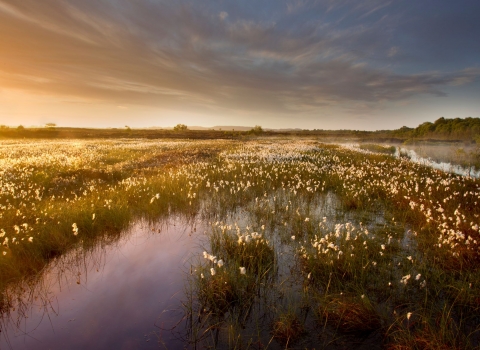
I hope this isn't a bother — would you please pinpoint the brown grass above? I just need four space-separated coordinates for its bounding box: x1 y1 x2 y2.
271 312 305 345
320 295 382 334
198 274 237 314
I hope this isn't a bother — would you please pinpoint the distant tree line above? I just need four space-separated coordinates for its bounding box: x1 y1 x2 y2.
390 117 480 142
1 118 479 142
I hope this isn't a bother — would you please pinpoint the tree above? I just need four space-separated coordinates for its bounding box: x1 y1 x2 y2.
249 125 263 135
173 124 188 131
45 123 57 128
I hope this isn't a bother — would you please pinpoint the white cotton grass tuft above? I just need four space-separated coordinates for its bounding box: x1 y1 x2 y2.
400 274 411 285
217 259 224 267
210 268 216 276
202 251 217 262
239 267 246 275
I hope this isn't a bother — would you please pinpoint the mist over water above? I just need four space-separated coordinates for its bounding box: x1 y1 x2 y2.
394 145 480 178
341 141 480 178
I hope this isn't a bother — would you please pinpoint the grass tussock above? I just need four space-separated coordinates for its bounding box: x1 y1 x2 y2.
386 310 476 350
319 294 382 334
209 224 275 275
359 143 396 154
271 312 305 345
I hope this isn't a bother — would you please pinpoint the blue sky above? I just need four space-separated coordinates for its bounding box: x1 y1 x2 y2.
0 0 479 130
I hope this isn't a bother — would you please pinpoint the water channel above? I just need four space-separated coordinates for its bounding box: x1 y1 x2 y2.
1 218 203 349
394 146 480 178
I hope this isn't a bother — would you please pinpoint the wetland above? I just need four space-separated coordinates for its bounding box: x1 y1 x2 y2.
0 138 479 349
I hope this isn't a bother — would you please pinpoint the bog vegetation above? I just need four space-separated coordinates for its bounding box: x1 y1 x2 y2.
0 138 479 348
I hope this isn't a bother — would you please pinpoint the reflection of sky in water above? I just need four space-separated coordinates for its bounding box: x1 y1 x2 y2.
394 147 480 178
341 142 479 178
1 219 203 350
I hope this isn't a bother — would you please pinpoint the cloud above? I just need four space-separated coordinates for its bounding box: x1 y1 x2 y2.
387 46 398 57
219 11 228 20
0 0 479 119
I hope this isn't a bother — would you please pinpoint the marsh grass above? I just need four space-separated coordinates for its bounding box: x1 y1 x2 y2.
359 143 396 155
184 264 266 347
271 311 306 346
318 293 382 335
0 140 223 308
209 225 275 275
2 139 480 348
180 140 479 348
386 305 478 350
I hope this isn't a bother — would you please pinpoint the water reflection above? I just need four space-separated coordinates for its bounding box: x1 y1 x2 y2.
345 142 479 178
0 217 203 350
394 146 480 178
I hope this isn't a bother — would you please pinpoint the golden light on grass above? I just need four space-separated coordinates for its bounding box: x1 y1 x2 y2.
1 138 479 348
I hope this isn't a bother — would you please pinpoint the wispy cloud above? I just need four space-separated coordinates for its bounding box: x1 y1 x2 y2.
0 0 479 123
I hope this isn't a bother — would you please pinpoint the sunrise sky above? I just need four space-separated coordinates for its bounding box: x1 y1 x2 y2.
0 0 479 130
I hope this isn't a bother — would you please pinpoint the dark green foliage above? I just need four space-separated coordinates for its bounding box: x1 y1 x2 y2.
409 117 480 140
248 125 264 135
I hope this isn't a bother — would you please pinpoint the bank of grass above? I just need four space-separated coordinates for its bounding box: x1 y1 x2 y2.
0 140 226 293
1 139 480 348
359 143 396 154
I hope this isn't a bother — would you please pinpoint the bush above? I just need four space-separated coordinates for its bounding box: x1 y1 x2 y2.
173 124 188 132
248 125 263 135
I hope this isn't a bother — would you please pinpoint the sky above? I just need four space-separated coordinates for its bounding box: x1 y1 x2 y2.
0 0 479 130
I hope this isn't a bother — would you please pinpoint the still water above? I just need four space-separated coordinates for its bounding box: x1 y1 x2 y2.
394 145 480 178
1 218 203 350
